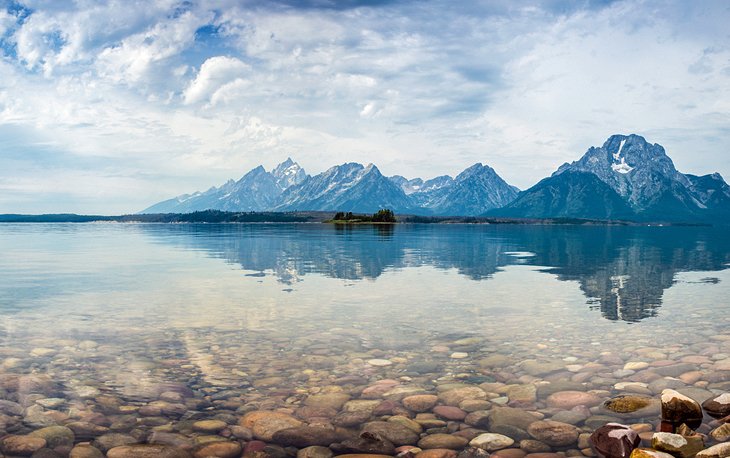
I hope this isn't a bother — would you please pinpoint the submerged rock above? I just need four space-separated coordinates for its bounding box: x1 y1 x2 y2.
527 420 579 447
469 433 514 451
602 396 660 418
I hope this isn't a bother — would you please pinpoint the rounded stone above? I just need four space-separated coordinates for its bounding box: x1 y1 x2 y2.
418 434 469 450
417 449 458 458
433 405 467 421
702 392 730 418
241 411 304 441
527 421 579 447
629 449 676 458
271 426 340 447
438 386 487 406
107 444 193 458
403 395 439 412
305 393 351 410
192 419 228 433
546 391 602 409
70 444 105 458
192 441 242 458
363 421 420 446
660 389 703 426
469 433 515 451
28 425 75 448
589 423 640 458
368 359 393 367
696 442 730 458
298 446 334 458
0 435 47 456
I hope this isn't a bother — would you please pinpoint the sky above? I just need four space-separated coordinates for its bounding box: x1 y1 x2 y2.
0 0 729 214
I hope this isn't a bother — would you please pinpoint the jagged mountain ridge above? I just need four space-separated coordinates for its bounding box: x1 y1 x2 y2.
142 159 519 215
493 134 730 222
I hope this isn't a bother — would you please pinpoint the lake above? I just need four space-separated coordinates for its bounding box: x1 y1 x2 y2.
0 223 729 456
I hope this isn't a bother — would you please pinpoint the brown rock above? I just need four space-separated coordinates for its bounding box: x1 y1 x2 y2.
241 411 303 441
0 435 47 456
69 444 105 458
272 426 340 447
696 443 730 458
433 406 467 421
546 391 602 410
702 393 730 418
106 444 193 458
417 450 458 458
628 449 675 458
418 434 469 450
652 432 704 458
527 421 579 447
660 389 703 427
602 396 660 418
192 441 242 458
403 395 439 412
297 445 334 458
589 423 640 458
363 421 420 446
710 423 730 442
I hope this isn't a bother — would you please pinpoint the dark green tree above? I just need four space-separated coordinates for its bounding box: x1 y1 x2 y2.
372 209 396 223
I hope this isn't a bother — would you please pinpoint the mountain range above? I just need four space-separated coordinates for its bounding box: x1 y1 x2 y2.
143 134 730 223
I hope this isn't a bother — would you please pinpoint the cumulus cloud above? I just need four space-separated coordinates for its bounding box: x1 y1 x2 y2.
183 56 250 105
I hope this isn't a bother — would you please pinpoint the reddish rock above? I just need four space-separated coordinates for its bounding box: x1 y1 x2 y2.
433 406 467 421
589 423 640 458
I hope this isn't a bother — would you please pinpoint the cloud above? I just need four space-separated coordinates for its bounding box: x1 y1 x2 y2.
183 55 250 105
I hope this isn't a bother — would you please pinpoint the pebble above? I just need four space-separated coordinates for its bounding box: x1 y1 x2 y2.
368 359 393 367
0 435 47 455
106 444 193 458
702 393 730 418
546 391 602 409
696 443 730 458
192 419 227 433
403 395 439 412
418 434 469 450
469 433 515 451
527 421 579 447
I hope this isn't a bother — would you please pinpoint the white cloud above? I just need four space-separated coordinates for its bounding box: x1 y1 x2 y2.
184 56 250 105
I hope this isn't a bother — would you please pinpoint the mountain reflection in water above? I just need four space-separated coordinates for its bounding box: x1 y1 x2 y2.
142 224 730 323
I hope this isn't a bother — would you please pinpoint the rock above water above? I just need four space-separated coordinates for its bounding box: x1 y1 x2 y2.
710 424 730 442
418 434 469 450
660 389 703 426
403 395 439 412
0 435 47 456
696 443 730 458
272 426 340 447
652 433 705 458
527 421 579 447
106 444 193 458
589 423 640 458
546 391 602 409
702 393 730 418
469 433 515 451
629 449 675 458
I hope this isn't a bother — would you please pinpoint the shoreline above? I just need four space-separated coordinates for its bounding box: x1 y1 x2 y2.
0 211 714 227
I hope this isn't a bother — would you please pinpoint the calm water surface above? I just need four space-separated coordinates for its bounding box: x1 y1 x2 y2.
0 223 729 452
